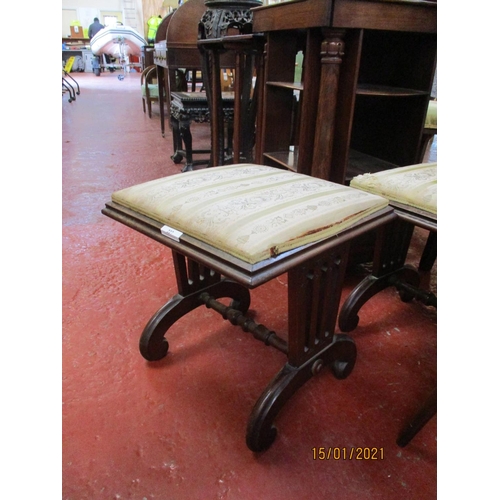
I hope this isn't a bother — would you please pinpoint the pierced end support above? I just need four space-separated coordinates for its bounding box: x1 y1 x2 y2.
246 333 357 452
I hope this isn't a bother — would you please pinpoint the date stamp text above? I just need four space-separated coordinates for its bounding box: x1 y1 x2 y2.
311 447 384 460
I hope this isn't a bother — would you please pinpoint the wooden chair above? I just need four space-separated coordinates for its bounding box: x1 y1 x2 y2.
154 0 238 171
141 65 163 118
169 88 235 171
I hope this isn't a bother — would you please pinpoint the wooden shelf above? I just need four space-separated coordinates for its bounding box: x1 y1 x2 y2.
266 81 304 91
263 150 299 172
356 84 428 97
264 148 398 183
346 149 398 182
254 0 436 183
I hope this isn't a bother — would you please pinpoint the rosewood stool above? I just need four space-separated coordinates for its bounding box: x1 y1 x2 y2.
339 162 437 446
102 164 393 452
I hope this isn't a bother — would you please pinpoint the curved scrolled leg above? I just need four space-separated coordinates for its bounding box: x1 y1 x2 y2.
139 279 251 361
246 364 312 452
329 334 357 380
171 152 184 164
246 333 356 452
339 266 420 332
140 293 201 361
397 388 437 447
339 275 392 332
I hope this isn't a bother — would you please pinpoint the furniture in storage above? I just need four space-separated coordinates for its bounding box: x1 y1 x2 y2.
197 0 264 167
251 0 437 184
141 65 164 118
338 162 437 446
154 0 236 169
102 164 394 451
169 91 235 171
198 34 265 167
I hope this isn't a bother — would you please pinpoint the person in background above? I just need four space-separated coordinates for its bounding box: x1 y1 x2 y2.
147 15 162 43
88 17 106 75
88 17 104 39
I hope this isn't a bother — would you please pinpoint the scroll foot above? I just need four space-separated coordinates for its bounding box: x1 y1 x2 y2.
139 280 251 361
139 293 200 361
246 334 356 452
339 266 420 332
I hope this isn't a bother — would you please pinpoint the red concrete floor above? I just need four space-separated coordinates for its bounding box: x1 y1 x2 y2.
63 71 437 499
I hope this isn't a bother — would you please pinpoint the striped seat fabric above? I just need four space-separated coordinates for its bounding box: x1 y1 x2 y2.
350 162 437 215
112 164 388 264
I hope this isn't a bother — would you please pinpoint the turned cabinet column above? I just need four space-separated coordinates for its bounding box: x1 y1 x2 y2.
311 29 346 183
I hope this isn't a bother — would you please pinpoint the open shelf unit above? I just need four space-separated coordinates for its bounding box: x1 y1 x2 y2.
252 0 437 184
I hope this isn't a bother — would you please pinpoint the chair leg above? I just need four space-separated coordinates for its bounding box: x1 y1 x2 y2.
179 119 194 172
397 388 437 447
142 97 146 114
419 231 437 273
339 218 419 332
170 118 184 164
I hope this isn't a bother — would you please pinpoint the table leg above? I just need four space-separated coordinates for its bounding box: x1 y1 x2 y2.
247 243 357 452
339 218 420 332
139 252 251 361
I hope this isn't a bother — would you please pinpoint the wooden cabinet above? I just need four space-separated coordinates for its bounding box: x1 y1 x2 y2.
252 0 437 184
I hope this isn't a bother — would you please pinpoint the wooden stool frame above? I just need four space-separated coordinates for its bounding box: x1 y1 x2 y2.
338 202 437 447
102 200 394 452
339 203 437 332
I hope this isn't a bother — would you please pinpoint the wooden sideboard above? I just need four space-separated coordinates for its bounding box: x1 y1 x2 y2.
251 0 437 184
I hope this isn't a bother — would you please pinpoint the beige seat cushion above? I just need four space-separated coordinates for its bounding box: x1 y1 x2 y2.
350 162 437 215
112 164 389 264
424 100 437 130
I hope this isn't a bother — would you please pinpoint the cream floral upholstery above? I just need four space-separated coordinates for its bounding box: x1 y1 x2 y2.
112 164 389 264
424 100 437 130
350 162 437 215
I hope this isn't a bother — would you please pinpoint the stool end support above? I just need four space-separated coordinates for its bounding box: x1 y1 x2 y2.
330 334 357 380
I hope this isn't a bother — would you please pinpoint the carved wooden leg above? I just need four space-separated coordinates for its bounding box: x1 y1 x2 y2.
157 65 166 138
339 265 420 332
397 388 437 447
139 251 251 361
179 119 194 172
339 218 420 332
419 231 437 273
311 29 346 183
246 243 357 452
170 118 184 164
246 335 356 452
200 46 225 168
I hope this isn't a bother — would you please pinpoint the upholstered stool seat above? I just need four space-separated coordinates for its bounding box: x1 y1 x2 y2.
350 162 436 215
419 100 438 162
340 161 437 330
425 100 437 130
340 162 437 447
103 164 394 452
